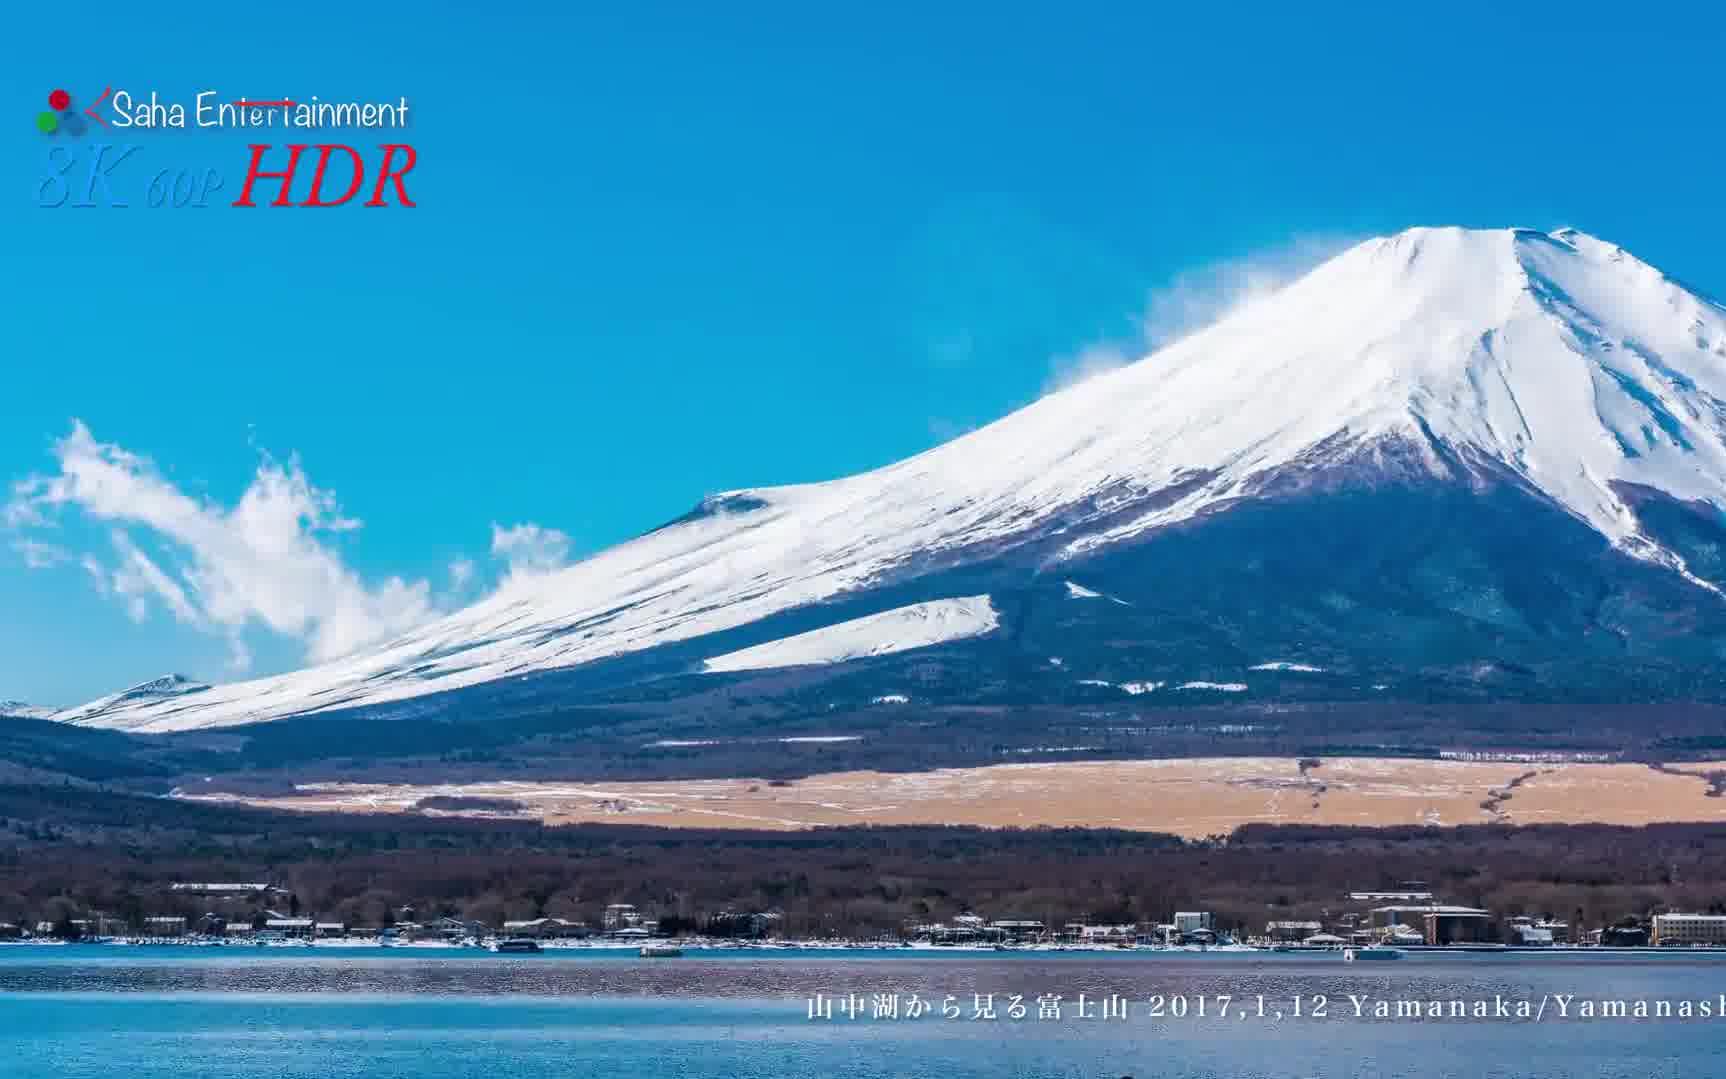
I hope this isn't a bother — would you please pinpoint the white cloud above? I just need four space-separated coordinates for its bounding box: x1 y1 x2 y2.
448 558 476 590
7 421 436 670
12 539 69 569
1043 343 1132 396
1138 235 1352 350
1043 234 1356 395
490 522 572 579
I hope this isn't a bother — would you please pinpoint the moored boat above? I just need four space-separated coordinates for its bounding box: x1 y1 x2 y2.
491 937 542 954
639 942 683 957
1343 946 1404 961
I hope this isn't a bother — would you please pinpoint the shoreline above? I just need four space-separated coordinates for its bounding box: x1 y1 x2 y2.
6 939 1726 958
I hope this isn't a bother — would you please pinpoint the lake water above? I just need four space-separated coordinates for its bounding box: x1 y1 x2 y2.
3 946 1723 1078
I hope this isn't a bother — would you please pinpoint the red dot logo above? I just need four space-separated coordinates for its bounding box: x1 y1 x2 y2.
38 88 90 136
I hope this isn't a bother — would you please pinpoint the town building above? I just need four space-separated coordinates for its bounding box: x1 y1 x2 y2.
1078 923 1137 944
1370 905 1492 945
501 917 589 940
602 904 643 932
264 917 315 939
1652 913 1726 947
143 916 187 938
1507 917 1569 946
707 911 781 938
987 919 1045 942
911 919 999 945
1265 920 1323 944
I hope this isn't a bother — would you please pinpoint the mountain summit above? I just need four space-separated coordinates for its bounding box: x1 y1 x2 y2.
55 227 1726 733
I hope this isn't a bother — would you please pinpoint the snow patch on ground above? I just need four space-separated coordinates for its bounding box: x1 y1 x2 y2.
703 596 999 673
1249 661 1327 673
1064 581 1129 604
871 694 909 705
1119 681 1163 695
1176 681 1249 692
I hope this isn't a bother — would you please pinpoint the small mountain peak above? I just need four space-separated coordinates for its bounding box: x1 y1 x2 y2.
120 674 210 699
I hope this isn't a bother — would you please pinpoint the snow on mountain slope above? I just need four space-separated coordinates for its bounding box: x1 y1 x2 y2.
0 700 59 720
703 596 999 673
51 675 212 725
56 226 1726 733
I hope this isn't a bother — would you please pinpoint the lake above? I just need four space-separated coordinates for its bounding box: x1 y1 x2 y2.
2 946 1721 1078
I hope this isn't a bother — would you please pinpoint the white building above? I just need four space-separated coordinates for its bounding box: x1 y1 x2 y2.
602 904 642 932
1652 913 1726 947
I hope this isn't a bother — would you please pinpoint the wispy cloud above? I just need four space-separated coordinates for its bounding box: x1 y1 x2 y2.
1042 343 1134 396
490 522 572 580
1043 234 1357 395
447 557 477 591
7 422 436 671
11 538 69 569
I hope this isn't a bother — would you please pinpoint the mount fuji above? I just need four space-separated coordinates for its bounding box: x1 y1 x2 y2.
47 226 1726 738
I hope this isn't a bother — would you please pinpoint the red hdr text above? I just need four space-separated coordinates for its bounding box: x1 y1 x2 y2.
231 144 417 207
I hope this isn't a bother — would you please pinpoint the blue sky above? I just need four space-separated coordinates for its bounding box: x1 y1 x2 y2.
5 4 1726 705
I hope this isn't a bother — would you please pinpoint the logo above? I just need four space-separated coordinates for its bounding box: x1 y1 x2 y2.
34 85 416 208
36 87 110 136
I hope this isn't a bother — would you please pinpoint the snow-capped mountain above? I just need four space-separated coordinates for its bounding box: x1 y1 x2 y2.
54 226 1726 734
0 700 59 721
47 675 212 726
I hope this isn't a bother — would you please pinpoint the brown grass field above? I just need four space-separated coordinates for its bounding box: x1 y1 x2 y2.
177 757 1726 838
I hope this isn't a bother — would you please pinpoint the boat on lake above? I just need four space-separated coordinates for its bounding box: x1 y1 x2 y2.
1343 946 1405 961
491 938 542 954
640 942 683 957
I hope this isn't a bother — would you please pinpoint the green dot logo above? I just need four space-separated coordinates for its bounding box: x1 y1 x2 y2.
37 111 58 134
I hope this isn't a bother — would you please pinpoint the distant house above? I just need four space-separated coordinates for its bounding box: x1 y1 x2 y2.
1600 921 1650 947
428 916 487 941
143 916 187 938
501 917 588 940
1508 916 1568 947
1078 924 1137 944
988 919 1045 942
0 923 22 941
708 911 780 939
602 904 642 932
314 922 347 939
1170 912 1216 943
1265 921 1322 943
264 918 315 938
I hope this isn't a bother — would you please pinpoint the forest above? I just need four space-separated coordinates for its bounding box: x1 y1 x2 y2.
0 783 1721 937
